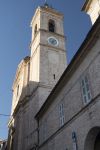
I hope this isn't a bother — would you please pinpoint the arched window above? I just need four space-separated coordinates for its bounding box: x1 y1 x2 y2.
48 20 55 32
34 24 37 36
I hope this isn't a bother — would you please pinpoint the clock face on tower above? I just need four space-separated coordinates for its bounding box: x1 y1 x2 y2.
48 37 59 46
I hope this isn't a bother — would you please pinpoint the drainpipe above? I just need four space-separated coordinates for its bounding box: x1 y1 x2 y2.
37 119 39 150
72 131 78 150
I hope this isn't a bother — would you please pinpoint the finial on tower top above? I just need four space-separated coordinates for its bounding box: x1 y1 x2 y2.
44 0 49 7
44 0 53 8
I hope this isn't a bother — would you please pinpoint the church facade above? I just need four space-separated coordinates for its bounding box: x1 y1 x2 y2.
7 0 100 150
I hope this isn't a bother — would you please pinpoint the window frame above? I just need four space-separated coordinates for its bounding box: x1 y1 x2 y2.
81 75 92 105
59 102 65 127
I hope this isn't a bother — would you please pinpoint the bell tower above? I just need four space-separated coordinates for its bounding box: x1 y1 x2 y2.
30 5 67 106
7 4 67 150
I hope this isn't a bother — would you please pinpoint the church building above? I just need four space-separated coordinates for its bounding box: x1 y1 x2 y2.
7 0 100 150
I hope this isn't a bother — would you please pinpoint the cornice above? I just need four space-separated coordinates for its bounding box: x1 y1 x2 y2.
39 29 65 38
82 0 93 12
40 6 63 17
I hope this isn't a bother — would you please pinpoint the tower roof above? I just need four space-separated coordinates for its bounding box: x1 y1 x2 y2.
40 4 63 16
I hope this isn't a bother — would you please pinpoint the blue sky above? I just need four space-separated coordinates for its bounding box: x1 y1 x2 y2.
0 0 91 139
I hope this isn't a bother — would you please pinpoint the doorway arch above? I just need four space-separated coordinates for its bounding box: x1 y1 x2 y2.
84 127 100 150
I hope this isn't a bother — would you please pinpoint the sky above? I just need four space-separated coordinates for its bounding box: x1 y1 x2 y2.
0 0 91 139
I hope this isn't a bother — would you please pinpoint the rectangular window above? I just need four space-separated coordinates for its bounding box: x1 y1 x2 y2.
81 75 92 104
59 102 65 127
